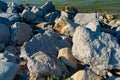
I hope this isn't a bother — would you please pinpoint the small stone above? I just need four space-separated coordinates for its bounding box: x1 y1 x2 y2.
54 17 79 36
107 72 113 77
11 22 33 45
41 1 56 16
0 61 19 80
71 70 87 80
57 48 78 69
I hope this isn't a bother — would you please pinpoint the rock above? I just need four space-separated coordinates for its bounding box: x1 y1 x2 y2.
36 22 53 30
44 11 60 23
107 76 120 80
21 30 71 58
0 43 5 52
71 70 87 80
0 23 10 44
7 2 18 13
72 26 120 75
0 61 19 80
0 53 17 63
21 8 36 22
11 22 33 45
0 13 20 23
31 17 44 24
0 1 7 12
74 13 99 26
4 46 18 55
57 48 78 69
0 17 12 27
86 21 100 32
61 11 74 19
116 27 120 39
41 1 56 16
87 69 99 80
27 51 68 77
31 6 43 17
54 17 79 36
65 6 78 15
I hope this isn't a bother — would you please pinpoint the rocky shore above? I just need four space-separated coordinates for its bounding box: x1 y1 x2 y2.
0 1 120 80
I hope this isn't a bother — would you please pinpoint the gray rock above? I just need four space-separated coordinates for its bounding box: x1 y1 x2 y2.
0 43 5 52
0 53 17 63
74 13 99 26
0 17 12 27
107 76 120 80
7 2 18 13
21 8 36 22
87 69 98 80
0 1 7 12
0 13 20 23
31 6 43 17
11 22 33 45
21 30 71 58
44 11 60 23
4 46 18 55
72 26 120 75
41 1 56 16
0 61 19 80
31 17 44 24
27 51 68 77
0 23 10 44
61 11 74 19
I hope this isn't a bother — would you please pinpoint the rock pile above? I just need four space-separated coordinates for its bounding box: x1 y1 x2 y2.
0 0 120 80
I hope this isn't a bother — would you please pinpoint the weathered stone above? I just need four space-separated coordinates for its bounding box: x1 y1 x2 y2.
41 1 56 15
54 17 79 36
11 22 33 45
36 22 53 30
21 8 36 22
0 23 10 44
57 48 78 69
74 13 99 26
0 13 20 23
31 6 43 17
27 51 68 77
72 26 120 75
71 70 87 80
21 30 71 58
0 1 7 12
0 53 17 63
4 46 18 55
0 61 19 80
44 11 60 23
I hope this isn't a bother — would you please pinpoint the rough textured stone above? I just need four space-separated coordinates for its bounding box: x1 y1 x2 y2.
44 11 60 23
31 6 43 17
0 1 7 12
41 1 56 16
21 8 36 22
0 61 19 80
27 51 68 77
54 17 79 36
21 30 71 58
74 13 98 26
71 70 87 80
57 48 78 69
72 26 120 75
87 69 99 80
0 13 20 23
11 22 33 45
0 23 10 44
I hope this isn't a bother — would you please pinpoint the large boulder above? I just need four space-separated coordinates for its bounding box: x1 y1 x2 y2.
0 61 19 80
0 13 20 23
11 22 33 45
72 26 120 75
74 13 99 26
21 8 36 22
27 51 68 77
41 1 56 16
54 17 79 36
0 1 7 12
0 23 10 44
21 30 71 58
